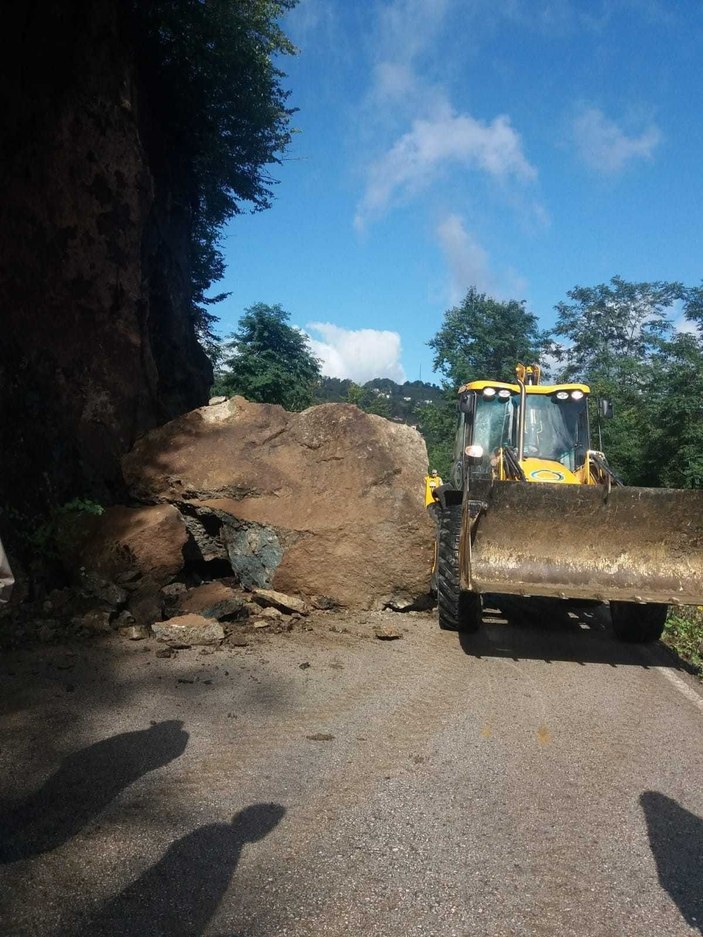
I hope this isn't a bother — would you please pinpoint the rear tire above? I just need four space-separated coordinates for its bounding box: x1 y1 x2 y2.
610 601 667 643
437 503 482 633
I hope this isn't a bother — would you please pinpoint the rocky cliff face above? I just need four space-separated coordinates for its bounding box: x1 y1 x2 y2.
0 1 211 525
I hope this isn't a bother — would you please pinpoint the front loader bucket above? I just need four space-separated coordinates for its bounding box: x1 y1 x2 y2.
466 481 703 606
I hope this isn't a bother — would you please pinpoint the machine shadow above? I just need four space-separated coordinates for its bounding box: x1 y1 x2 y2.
458 595 666 666
0 720 189 863
640 792 703 934
79 803 286 937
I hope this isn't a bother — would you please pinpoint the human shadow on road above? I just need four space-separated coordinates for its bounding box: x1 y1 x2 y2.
640 792 703 934
0 720 189 863
457 595 666 667
79 802 285 936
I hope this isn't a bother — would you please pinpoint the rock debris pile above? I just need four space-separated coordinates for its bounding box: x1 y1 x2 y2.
1 398 435 647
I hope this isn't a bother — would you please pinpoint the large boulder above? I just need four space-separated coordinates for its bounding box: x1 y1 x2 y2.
123 398 435 608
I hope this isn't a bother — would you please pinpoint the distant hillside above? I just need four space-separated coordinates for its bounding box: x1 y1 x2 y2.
315 377 443 425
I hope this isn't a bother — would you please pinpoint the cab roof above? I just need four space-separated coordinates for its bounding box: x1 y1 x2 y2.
458 379 590 395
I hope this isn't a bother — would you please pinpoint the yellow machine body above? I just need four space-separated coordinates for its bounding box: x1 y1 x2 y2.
453 366 703 607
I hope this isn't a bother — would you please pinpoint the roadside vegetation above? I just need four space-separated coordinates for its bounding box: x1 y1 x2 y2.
664 607 703 674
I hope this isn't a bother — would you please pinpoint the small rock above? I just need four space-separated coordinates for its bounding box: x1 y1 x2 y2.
155 646 175 658
161 582 188 600
208 396 227 406
129 590 164 627
299 661 311 670
252 588 310 616
175 582 245 621
152 613 224 648
256 606 284 621
253 620 271 629
118 624 149 641
114 568 142 585
306 733 334 742
81 573 128 608
373 624 402 641
74 609 113 633
226 634 249 647
310 595 339 611
113 610 136 629
46 588 73 612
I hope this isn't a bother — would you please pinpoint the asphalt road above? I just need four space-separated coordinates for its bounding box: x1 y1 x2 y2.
0 599 701 936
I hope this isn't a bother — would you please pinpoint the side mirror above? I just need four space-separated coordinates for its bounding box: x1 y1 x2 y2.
598 398 614 419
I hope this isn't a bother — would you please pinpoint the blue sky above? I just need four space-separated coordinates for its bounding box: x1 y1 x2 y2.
215 0 703 385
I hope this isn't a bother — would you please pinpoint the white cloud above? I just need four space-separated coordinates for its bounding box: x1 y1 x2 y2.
355 106 536 229
305 322 407 383
435 213 528 303
436 214 494 299
674 315 699 336
572 106 661 173
375 0 452 68
285 0 335 45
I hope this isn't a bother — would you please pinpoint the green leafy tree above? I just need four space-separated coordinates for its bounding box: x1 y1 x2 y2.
346 383 373 409
424 287 546 480
315 377 354 403
551 277 703 486
428 287 548 388
553 277 682 381
416 394 456 480
646 334 703 488
367 394 392 419
129 0 298 349
217 304 320 410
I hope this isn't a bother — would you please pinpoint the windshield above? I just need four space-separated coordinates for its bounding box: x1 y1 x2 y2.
470 393 589 472
520 395 588 469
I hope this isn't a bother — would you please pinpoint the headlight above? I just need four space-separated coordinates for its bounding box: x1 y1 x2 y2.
571 390 584 400
497 388 511 399
482 387 496 398
465 444 484 458
555 390 569 400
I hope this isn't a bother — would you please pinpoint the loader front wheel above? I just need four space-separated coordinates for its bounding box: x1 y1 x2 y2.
437 503 481 633
610 601 667 643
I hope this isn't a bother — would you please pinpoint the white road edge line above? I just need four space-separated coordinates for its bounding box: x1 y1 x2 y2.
646 656 703 714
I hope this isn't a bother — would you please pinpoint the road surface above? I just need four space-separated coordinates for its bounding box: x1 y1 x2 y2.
0 599 701 936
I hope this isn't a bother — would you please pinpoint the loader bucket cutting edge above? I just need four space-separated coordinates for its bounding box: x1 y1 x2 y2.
466 481 703 606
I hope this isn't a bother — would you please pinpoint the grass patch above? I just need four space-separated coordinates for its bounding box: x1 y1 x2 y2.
663 606 703 673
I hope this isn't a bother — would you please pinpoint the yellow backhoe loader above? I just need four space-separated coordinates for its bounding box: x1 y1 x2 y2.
433 363 703 642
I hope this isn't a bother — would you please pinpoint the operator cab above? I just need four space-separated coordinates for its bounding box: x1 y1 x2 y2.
453 370 591 487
